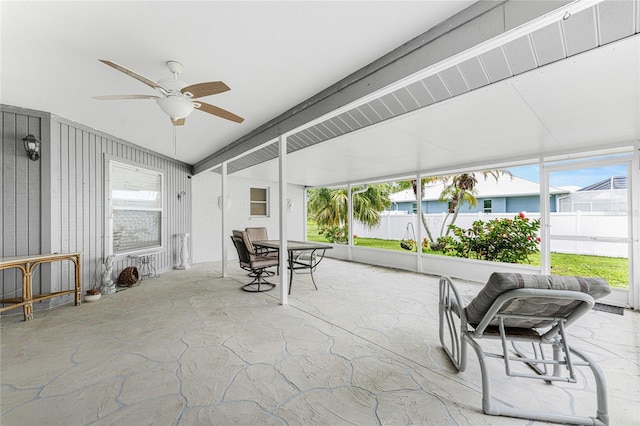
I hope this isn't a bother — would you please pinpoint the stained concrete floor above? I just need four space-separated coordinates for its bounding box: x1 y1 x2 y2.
1 258 639 425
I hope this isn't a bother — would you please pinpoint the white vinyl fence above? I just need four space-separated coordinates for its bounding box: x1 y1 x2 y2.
353 211 628 257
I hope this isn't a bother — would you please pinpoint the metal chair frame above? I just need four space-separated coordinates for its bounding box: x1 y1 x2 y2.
439 275 609 426
230 231 278 292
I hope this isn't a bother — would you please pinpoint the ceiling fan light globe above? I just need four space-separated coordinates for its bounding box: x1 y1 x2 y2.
156 95 194 119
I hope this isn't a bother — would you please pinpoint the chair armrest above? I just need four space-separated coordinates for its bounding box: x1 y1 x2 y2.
439 276 469 371
439 276 468 324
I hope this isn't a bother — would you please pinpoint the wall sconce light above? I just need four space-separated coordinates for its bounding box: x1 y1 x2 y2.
177 191 186 201
22 135 41 161
217 195 232 210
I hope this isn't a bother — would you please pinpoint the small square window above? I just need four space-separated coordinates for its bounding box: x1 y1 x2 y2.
250 187 269 216
483 199 492 213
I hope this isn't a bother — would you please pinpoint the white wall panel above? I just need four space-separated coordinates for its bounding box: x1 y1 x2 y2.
191 171 305 264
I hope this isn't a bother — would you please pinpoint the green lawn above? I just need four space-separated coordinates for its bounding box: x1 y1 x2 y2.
307 223 628 288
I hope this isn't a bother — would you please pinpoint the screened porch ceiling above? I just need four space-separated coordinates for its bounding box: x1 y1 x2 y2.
1 1 639 189
228 1 640 188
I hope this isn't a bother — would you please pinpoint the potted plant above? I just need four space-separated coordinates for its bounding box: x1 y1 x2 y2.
85 286 102 302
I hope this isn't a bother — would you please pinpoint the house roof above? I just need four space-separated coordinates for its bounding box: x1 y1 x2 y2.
389 175 568 202
579 176 627 191
2 1 639 187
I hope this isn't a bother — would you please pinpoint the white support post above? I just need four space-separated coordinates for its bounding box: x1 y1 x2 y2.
303 187 309 240
348 184 353 261
630 147 639 309
279 135 289 305
415 173 423 273
221 162 229 277
540 157 551 275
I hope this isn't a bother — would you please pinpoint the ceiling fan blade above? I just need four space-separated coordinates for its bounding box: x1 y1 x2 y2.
181 81 230 99
99 59 166 93
195 101 244 123
93 94 160 100
171 117 186 126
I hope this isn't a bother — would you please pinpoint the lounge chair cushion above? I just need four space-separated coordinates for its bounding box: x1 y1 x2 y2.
465 273 611 328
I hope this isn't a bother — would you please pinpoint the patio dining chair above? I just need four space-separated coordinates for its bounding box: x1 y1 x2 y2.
245 227 269 245
230 230 278 292
439 272 611 426
245 227 279 274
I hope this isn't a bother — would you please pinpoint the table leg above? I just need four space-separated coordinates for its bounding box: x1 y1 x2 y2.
24 266 33 321
75 255 82 305
308 249 319 291
288 251 294 295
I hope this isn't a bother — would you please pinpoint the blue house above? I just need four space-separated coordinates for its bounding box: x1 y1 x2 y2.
388 175 570 214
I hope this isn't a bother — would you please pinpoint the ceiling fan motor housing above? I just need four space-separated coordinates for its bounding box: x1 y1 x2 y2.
156 75 193 118
156 95 194 119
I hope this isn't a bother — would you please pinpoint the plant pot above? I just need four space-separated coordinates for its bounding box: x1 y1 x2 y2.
84 292 102 302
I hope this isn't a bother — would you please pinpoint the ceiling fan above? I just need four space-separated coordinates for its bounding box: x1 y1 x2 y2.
94 59 244 126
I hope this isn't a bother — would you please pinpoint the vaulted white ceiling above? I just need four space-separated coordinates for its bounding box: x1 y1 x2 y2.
0 1 473 164
2 1 639 189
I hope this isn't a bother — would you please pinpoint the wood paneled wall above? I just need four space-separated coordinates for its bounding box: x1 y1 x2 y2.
1 105 192 310
1 108 45 301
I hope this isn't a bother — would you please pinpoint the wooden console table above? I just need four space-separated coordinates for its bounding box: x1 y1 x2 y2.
0 252 82 321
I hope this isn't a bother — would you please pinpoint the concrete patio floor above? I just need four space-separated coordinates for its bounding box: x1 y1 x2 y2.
1 258 639 425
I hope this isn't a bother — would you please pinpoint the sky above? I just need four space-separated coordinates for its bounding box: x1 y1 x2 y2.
508 163 627 189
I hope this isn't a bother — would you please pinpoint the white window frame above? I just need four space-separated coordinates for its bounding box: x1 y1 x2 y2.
106 158 164 256
483 199 492 213
249 187 269 217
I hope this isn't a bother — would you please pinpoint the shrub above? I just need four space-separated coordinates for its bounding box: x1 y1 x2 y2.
320 225 349 244
442 212 541 264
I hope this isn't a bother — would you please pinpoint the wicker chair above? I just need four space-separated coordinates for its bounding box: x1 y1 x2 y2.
230 230 278 292
439 272 611 426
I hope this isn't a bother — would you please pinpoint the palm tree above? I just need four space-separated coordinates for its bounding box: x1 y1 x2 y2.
409 177 439 243
307 185 391 234
438 170 511 237
307 188 342 228
438 173 479 237
408 170 511 244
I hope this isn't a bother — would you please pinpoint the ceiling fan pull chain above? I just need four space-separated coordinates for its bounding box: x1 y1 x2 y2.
173 125 177 159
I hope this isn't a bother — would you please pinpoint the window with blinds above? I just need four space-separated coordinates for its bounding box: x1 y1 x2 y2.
109 161 163 254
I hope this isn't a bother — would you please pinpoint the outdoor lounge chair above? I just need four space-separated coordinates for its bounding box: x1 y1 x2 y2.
439 272 611 426
230 230 278 292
